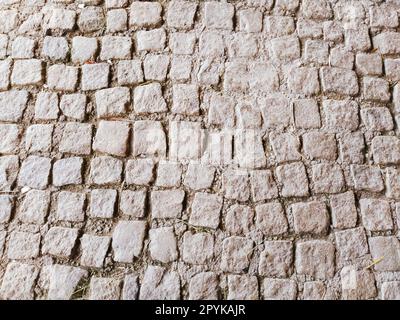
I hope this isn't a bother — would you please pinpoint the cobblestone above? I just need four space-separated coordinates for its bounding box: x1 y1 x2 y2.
1 0 400 301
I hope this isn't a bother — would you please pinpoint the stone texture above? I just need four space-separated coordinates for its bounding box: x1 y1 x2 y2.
18 190 50 224
1 0 399 301
89 278 121 300
47 65 78 91
100 36 131 60
56 191 85 222
59 123 92 155
42 227 79 258
149 227 178 263
323 100 359 132
227 275 259 300
341 267 377 300
133 83 166 114
359 199 393 232
136 29 166 52
291 201 329 235
294 99 321 129
139 266 180 300
259 241 293 278
303 132 337 161
276 162 309 197
42 37 68 61
125 159 155 186
263 279 297 300
112 220 146 263
120 190 146 218
11 59 43 86
0 90 29 122
25 124 53 153
225 205 254 235
95 87 129 118
71 36 98 63
221 236 253 274
288 67 319 95
90 189 117 218
250 170 278 201
189 272 219 300
189 192 223 229
34 92 58 120
255 202 288 236
311 163 345 194
270 133 301 163
362 107 394 132
117 59 143 85
320 67 359 95
372 136 400 165
351 165 384 192
335 227 369 261
381 282 400 300
130 1 162 27
222 170 250 201
122 274 139 300
81 63 110 91
204 2 234 30
80 234 111 268
18 156 51 190
0 156 18 192
184 163 215 190
93 121 130 156
368 236 400 272
167 1 197 29
330 191 358 230
151 190 184 219
47 265 87 300
7 231 40 260
78 7 104 32
133 121 166 158
0 195 13 223
53 157 82 187
296 241 335 280
182 232 214 265
156 161 182 187
302 281 326 300
90 156 123 185
0 262 39 300
169 121 201 161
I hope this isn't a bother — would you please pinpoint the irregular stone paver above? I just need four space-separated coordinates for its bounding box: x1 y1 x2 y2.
1 0 400 301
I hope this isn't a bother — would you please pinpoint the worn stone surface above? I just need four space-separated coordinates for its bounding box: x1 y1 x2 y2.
1 0 400 301
263 278 297 300
112 220 146 263
341 267 377 300
259 241 293 278
182 231 214 265
56 191 85 222
89 277 121 300
335 227 369 261
47 264 87 300
295 240 335 280
139 266 180 300
0 262 39 300
188 272 219 300
149 227 178 263
80 234 111 268
227 274 259 300
368 236 400 272
7 231 40 260
42 227 79 258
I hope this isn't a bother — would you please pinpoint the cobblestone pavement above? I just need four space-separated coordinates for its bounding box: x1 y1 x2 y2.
0 0 400 300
